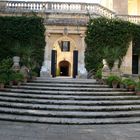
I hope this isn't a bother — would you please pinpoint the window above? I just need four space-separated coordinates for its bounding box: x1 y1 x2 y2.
61 41 70 52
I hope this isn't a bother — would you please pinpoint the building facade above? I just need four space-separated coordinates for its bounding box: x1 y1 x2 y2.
0 1 140 77
101 0 140 15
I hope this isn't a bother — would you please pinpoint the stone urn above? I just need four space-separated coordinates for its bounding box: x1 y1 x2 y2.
12 56 20 71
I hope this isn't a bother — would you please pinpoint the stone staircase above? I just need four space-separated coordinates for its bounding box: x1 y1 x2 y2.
0 78 140 124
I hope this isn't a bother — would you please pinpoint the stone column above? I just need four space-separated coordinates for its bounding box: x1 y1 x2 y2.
120 41 132 74
40 32 51 77
78 34 87 78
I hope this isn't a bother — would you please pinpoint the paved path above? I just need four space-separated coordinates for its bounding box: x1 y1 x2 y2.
0 121 140 140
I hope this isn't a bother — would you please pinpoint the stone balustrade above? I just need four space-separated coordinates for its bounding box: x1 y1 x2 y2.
118 15 140 24
0 1 115 17
0 1 140 24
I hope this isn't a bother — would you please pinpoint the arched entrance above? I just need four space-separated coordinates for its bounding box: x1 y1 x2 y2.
59 61 70 76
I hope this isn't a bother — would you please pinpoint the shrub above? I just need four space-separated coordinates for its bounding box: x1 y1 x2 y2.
14 72 24 82
0 16 45 69
107 75 121 87
135 81 140 91
8 71 16 82
95 69 102 79
122 78 136 87
31 71 38 77
0 73 8 84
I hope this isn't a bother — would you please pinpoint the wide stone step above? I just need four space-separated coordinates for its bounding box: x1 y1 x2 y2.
0 114 140 124
0 101 140 111
0 96 140 105
0 92 139 100
10 86 126 92
24 82 108 88
0 77 139 124
34 79 97 84
0 107 140 118
3 88 134 96
36 77 96 81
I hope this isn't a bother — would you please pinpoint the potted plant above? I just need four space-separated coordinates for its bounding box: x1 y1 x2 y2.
0 73 7 89
122 78 136 91
107 75 121 88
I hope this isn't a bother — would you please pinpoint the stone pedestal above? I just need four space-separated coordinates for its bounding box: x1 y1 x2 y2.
40 60 51 77
102 59 110 79
102 59 121 78
78 63 87 79
110 60 121 76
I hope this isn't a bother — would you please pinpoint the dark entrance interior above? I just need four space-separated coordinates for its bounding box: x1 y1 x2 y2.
60 66 68 76
132 55 139 74
59 61 70 76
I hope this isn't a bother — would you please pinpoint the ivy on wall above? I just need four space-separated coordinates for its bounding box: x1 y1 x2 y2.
85 17 140 71
0 16 45 70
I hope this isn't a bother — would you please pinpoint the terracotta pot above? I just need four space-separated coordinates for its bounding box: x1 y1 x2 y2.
127 85 135 91
112 81 118 88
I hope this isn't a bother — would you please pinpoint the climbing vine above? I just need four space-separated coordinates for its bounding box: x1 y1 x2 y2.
0 16 45 70
85 17 140 71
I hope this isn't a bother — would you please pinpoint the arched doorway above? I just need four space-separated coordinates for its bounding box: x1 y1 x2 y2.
59 61 70 76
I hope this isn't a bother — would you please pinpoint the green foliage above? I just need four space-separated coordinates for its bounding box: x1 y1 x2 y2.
14 72 24 82
0 58 13 73
31 71 38 77
0 16 45 69
122 78 136 86
107 75 121 87
8 71 16 82
85 17 140 71
0 73 7 84
95 69 102 79
0 58 14 84
135 81 140 91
